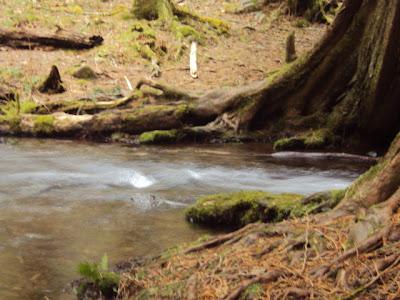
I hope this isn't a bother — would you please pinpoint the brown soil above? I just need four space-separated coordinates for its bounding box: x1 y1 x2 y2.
0 0 326 104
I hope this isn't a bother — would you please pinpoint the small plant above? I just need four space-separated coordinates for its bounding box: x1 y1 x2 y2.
77 254 120 299
295 18 310 28
0 96 37 130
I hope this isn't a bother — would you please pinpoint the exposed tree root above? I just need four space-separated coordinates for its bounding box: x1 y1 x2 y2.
184 223 264 254
36 94 139 115
342 254 400 300
135 79 201 100
224 270 287 300
233 0 341 24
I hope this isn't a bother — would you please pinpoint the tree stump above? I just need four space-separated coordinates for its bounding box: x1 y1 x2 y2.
38 66 66 94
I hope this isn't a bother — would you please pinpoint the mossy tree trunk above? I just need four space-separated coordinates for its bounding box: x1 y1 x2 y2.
131 0 174 22
236 0 400 147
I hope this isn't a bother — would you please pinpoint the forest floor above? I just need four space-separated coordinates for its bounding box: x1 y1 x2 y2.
0 0 326 105
3 1 400 299
116 211 400 299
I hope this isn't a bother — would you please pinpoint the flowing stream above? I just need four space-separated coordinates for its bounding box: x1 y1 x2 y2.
0 138 371 299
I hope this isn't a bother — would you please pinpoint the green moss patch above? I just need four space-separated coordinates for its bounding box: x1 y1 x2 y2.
273 129 334 151
0 99 38 132
186 190 346 228
186 191 305 228
139 129 179 144
240 283 263 300
72 66 98 80
301 189 345 214
33 115 55 135
273 136 305 151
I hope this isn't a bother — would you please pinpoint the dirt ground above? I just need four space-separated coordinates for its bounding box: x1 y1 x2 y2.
0 0 326 105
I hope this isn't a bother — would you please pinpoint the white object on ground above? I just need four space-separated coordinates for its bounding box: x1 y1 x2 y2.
190 41 198 79
124 76 133 91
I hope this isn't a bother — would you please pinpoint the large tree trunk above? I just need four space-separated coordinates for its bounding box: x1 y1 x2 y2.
236 0 400 146
131 0 174 21
1 0 398 148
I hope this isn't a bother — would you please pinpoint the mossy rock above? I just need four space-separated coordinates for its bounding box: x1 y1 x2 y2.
186 190 346 228
72 66 98 80
273 136 305 151
301 189 345 214
139 129 180 144
186 191 305 228
273 129 334 151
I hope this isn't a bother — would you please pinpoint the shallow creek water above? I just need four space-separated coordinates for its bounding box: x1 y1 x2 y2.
0 138 371 299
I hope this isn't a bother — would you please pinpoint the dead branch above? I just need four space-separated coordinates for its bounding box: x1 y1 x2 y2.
311 225 391 277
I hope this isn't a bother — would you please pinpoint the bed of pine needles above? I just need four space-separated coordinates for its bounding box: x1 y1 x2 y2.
117 210 400 299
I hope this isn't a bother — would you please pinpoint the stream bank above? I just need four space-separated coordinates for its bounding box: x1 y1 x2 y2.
0 138 371 299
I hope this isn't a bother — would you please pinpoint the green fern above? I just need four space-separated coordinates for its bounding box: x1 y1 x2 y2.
78 254 120 297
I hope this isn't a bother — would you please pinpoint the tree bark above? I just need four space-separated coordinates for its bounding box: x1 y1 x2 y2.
131 0 174 21
242 0 400 146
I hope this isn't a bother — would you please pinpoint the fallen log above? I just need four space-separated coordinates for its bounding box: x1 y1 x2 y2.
0 29 103 50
